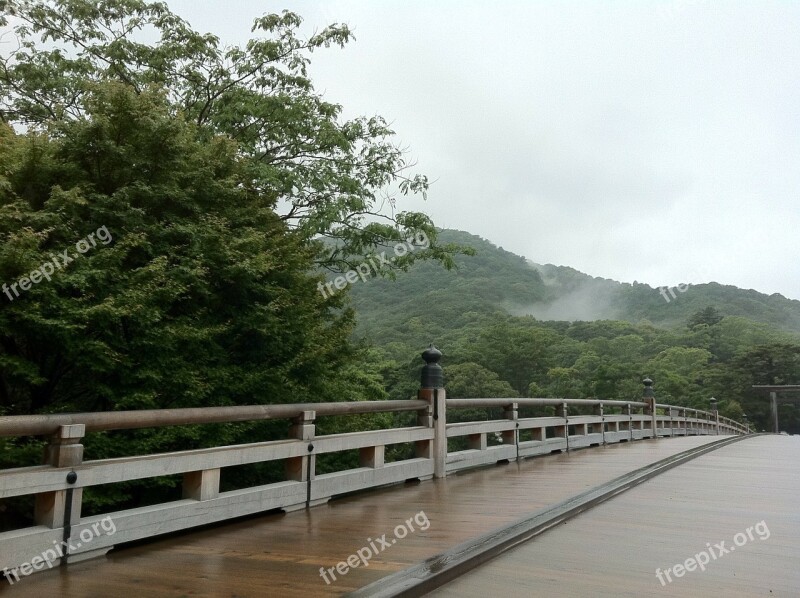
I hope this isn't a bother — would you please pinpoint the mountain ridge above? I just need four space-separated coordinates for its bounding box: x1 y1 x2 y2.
348 229 800 338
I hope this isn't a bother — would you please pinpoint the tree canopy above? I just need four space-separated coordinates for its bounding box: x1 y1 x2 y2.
0 0 464 274
0 0 463 521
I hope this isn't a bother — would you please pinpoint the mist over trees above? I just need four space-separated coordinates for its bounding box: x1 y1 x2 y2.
350 230 800 433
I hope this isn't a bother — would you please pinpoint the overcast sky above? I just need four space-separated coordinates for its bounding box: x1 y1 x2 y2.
168 0 800 300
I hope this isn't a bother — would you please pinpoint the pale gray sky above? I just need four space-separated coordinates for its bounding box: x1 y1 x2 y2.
168 0 800 300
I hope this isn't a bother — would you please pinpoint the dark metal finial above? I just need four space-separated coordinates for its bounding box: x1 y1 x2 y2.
422 344 442 365
421 344 444 388
642 377 654 398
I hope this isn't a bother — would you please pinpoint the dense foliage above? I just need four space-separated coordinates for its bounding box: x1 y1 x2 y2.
350 230 800 433
0 0 464 524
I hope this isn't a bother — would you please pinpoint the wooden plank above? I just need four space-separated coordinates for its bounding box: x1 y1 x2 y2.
445 421 514 437
568 433 604 449
0 401 430 437
431 435 800 598
347 435 751 597
517 417 566 429
312 460 434 500
445 446 517 472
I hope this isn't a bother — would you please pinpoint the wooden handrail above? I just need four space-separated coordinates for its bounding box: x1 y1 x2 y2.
0 400 429 437
447 398 647 409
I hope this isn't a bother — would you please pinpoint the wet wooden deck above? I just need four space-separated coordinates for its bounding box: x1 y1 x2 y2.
433 435 800 597
2 436 730 597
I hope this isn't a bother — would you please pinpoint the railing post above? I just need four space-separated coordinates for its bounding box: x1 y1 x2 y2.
707 397 717 435
183 469 220 501
559 402 569 451
359 444 385 468
286 410 316 507
34 424 84 530
642 378 657 438
625 403 633 441
770 392 778 433
593 403 605 445
419 344 446 478
502 402 519 462
467 433 487 451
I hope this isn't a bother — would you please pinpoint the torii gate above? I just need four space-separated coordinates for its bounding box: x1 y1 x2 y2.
752 385 800 433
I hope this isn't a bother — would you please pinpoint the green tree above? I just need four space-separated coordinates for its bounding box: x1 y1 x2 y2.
734 343 800 386
0 82 402 520
460 320 560 396
545 366 582 399
644 347 713 404
0 85 362 417
0 0 471 520
443 362 518 440
719 399 745 422
0 0 465 275
444 362 519 399
687 306 723 330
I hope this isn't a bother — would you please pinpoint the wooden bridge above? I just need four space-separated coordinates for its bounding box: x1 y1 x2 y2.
2 346 795 596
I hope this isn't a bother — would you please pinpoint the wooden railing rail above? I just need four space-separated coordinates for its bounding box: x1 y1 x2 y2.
446 398 648 409
0 400 429 437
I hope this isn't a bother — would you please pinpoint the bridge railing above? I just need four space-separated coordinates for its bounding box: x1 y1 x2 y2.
445 397 747 473
0 399 434 572
0 346 749 576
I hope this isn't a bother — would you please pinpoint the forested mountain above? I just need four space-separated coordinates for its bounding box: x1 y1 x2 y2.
346 230 800 434
534 262 800 333
350 229 800 341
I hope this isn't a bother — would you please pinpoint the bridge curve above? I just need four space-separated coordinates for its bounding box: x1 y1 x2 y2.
0 346 752 595
3 435 752 596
